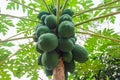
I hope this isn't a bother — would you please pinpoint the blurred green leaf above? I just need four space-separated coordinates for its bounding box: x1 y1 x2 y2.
0 42 14 47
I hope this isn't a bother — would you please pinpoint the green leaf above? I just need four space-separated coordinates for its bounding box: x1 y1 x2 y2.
0 48 11 62
0 42 14 47
0 69 11 80
1 0 120 80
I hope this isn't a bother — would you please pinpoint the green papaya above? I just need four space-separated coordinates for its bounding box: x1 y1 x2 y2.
52 7 62 15
38 33 58 52
45 15 57 29
64 70 68 80
38 55 43 66
44 69 53 76
62 9 74 17
36 25 50 37
33 32 38 42
35 43 44 53
58 39 75 52
35 24 43 30
42 51 59 70
62 51 73 63
52 8 56 15
41 15 47 25
72 44 88 63
70 37 76 44
37 11 50 20
64 60 75 73
58 21 75 38
74 36 77 41
59 14 72 23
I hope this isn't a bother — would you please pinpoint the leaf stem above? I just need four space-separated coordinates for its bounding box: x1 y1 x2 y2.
0 13 39 23
75 11 120 26
39 77 44 80
97 5 120 10
79 27 96 33
5 28 33 40
41 0 51 13
10 0 39 12
56 0 60 24
61 0 69 13
73 0 120 17
52 0 55 7
76 31 120 43
0 36 34 43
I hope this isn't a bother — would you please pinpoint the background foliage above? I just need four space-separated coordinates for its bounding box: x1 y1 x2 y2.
0 0 120 80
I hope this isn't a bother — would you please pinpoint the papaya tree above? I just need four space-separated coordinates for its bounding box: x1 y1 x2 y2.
0 0 120 80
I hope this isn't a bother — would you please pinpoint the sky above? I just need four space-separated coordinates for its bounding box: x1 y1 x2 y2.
0 0 120 80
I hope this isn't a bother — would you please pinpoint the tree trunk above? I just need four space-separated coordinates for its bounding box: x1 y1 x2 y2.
53 58 65 80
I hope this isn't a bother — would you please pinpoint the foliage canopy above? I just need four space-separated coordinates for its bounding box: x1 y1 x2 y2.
0 0 120 80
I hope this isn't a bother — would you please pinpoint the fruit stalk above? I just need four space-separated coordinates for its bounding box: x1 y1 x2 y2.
75 11 120 26
61 0 69 13
0 13 39 22
41 0 51 13
53 58 65 80
56 0 60 24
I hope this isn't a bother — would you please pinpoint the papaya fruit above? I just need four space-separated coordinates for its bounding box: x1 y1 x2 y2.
44 69 53 76
41 15 47 25
65 70 68 80
37 11 50 20
70 37 77 44
64 60 75 73
38 33 58 52
33 32 38 42
58 21 75 38
42 51 59 70
36 25 50 37
38 55 43 66
52 7 62 15
62 9 74 17
52 8 56 15
58 39 75 52
45 15 57 29
62 51 73 63
35 24 43 30
35 43 44 53
33 24 47 42
59 14 72 23
74 36 77 41
72 44 88 63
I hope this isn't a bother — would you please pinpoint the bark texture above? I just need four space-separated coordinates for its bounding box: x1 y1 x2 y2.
53 58 65 80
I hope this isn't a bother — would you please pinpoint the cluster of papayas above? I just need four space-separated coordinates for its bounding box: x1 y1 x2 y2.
33 8 88 79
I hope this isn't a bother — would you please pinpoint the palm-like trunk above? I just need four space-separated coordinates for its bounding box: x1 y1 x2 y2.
53 58 65 80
